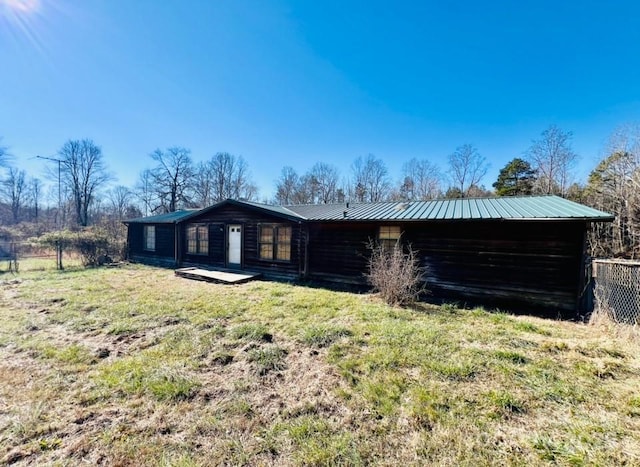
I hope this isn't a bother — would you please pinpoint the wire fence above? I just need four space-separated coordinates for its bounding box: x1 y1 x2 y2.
1 241 54 259
592 259 640 325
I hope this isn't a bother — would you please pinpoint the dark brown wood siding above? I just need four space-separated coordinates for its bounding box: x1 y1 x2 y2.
407 220 584 312
126 223 176 267
181 204 304 279
307 223 375 282
307 220 586 312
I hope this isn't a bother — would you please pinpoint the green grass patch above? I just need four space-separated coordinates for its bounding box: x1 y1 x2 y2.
2 264 639 466
301 325 353 348
95 355 200 401
360 374 407 417
229 323 273 342
540 340 569 352
513 320 552 335
21 340 95 366
427 359 477 381
407 386 450 428
106 320 140 336
273 416 362 466
493 349 529 364
485 390 526 415
247 345 287 375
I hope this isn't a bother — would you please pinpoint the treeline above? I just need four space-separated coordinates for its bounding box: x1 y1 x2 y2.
581 126 640 258
278 125 582 203
0 124 639 258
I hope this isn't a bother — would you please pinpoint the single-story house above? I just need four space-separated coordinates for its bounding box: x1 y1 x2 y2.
124 196 613 314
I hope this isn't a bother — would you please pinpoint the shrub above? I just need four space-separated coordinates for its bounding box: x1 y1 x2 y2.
31 228 110 267
365 238 427 306
73 229 110 266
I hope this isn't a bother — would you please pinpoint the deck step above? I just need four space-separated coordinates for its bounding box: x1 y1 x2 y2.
175 267 261 284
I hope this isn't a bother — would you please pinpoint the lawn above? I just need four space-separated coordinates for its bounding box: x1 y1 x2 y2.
0 261 639 466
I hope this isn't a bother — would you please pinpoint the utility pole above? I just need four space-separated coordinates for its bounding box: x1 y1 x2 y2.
37 155 64 270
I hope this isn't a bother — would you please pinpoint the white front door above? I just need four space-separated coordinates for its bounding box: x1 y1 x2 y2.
228 225 242 266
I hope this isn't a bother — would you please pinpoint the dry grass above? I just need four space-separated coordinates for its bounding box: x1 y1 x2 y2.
589 306 640 343
0 261 639 465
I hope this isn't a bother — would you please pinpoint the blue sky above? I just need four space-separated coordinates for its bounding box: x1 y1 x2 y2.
1 0 639 201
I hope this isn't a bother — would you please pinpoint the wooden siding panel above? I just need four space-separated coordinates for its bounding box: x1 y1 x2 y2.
126 223 176 269
181 205 303 278
307 220 585 312
156 225 175 257
307 223 375 277
182 223 225 267
126 223 143 257
408 221 583 311
209 223 225 263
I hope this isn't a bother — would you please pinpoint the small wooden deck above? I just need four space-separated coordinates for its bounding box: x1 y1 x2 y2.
175 267 261 284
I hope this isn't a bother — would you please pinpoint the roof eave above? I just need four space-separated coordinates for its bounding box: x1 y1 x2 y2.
177 199 305 224
500 216 615 222
301 215 615 223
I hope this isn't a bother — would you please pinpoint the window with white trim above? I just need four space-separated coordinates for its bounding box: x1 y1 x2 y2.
144 225 156 251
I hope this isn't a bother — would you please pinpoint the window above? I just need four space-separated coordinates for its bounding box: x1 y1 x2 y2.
259 224 292 261
276 226 292 261
259 226 273 260
144 225 156 251
186 224 209 255
379 225 401 249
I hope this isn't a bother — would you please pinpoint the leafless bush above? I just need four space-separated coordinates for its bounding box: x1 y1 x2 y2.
366 238 427 306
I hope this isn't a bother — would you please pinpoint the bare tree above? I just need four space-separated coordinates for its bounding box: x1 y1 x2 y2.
1 167 26 224
100 185 138 256
107 185 134 220
296 173 319 204
526 125 579 196
193 152 257 206
350 154 391 202
0 138 10 169
587 150 638 256
192 161 214 207
26 177 42 222
274 166 300 204
586 125 640 258
447 144 488 198
466 184 493 198
148 147 194 212
273 165 342 205
41 182 72 228
57 139 111 226
309 162 340 203
135 169 156 216
399 158 442 200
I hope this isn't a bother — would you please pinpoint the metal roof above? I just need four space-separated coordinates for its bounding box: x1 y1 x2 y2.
124 209 199 224
285 196 614 222
124 199 304 224
125 196 614 224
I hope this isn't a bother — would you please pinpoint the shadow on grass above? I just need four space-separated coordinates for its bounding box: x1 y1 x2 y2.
137 260 579 322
